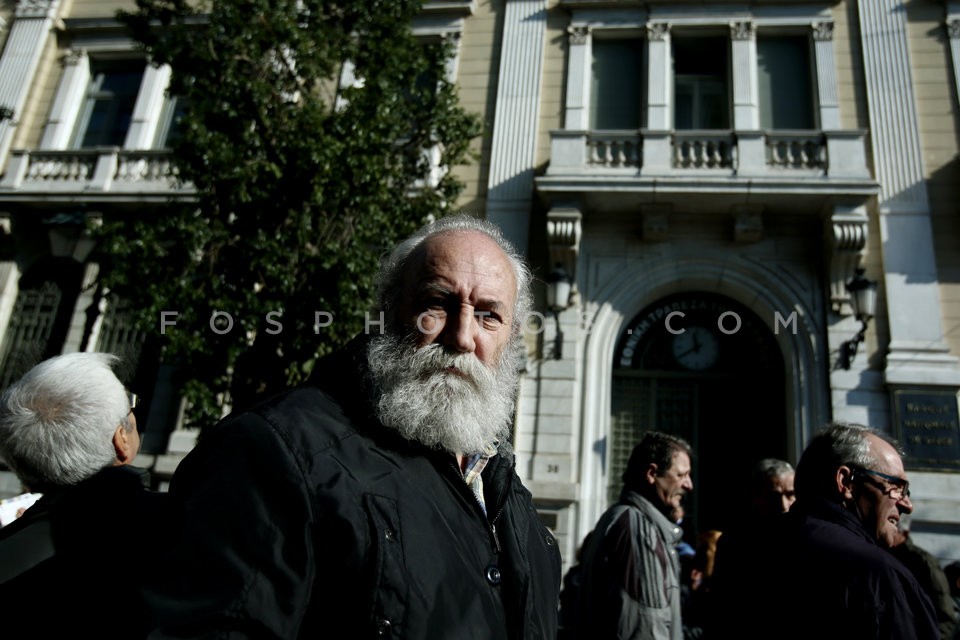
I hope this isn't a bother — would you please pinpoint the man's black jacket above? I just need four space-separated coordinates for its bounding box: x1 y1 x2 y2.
753 497 938 640
145 337 562 639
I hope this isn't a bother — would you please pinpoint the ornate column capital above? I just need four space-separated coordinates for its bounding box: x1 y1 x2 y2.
947 17 960 40
567 25 589 45
646 22 670 42
813 21 834 42
730 21 755 42
15 0 60 20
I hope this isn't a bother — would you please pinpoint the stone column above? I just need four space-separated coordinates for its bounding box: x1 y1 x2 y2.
486 0 547 253
0 0 62 164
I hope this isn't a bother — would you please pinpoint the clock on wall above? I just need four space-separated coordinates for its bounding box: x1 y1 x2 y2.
671 325 720 370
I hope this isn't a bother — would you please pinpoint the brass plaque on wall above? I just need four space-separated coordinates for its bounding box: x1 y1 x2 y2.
891 389 960 472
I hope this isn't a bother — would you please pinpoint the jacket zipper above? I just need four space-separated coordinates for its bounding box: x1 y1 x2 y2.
449 459 506 555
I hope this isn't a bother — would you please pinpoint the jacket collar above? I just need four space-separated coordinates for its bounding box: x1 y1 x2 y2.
790 496 877 545
619 488 684 545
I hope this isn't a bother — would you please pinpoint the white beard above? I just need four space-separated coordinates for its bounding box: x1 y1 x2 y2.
366 333 521 455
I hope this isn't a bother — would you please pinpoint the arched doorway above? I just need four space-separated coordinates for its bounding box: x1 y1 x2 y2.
609 291 786 538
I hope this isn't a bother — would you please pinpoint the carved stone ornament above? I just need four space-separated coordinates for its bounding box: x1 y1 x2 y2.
642 211 669 242
948 18 960 40
646 22 669 42
826 207 868 315
730 21 755 42
441 31 462 45
733 208 763 244
15 0 58 19
547 207 583 287
567 25 589 45
813 21 834 42
62 48 86 66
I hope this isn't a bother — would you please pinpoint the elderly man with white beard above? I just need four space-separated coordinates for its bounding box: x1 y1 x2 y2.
143 215 562 640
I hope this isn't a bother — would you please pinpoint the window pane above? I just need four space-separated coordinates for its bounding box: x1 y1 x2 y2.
590 39 643 129
76 59 145 148
673 36 729 129
156 95 188 148
757 36 814 129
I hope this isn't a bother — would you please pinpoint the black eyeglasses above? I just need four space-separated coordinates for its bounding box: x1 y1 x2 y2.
851 466 910 500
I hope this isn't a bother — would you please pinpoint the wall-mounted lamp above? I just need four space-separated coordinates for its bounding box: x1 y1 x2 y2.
44 211 98 263
545 266 572 359
838 268 878 369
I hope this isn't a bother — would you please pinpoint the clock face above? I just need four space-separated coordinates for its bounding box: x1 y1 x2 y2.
671 326 720 370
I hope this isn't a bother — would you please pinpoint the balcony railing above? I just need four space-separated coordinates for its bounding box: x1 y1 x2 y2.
546 128 870 181
0 148 194 198
588 131 642 168
674 131 736 169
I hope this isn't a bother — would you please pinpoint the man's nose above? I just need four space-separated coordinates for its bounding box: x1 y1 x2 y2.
443 305 478 353
897 493 913 514
779 495 792 513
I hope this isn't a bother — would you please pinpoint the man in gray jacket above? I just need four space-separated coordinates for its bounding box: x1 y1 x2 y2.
572 431 694 640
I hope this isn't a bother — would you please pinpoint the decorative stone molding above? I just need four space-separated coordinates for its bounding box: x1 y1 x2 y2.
730 21 755 42
813 21 834 42
646 22 669 42
733 206 763 243
642 206 670 242
948 18 960 40
825 206 868 315
547 206 582 291
15 0 59 19
440 31 462 45
62 48 86 66
567 25 589 45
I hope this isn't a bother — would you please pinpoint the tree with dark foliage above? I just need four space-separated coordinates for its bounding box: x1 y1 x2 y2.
95 0 482 427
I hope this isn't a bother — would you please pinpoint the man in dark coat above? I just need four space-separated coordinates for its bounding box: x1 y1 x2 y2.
0 352 168 639
755 422 938 640
144 215 562 639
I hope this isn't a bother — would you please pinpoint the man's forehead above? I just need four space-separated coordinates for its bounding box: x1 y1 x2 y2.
671 450 691 471
866 434 905 472
410 232 517 295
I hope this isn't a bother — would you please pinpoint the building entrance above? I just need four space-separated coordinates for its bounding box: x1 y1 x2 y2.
610 292 786 538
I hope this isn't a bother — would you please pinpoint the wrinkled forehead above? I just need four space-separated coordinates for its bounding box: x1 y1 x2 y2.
408 231 517 298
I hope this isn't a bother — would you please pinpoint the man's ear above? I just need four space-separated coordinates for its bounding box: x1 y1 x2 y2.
836 465 855 500
644 463 659 485
113 424 135 466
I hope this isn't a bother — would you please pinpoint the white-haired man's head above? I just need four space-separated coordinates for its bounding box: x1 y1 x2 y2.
368 215 530 455
0 352 139 492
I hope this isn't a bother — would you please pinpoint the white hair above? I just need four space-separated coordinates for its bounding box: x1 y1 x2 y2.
0 352 131 491
375 214 534 336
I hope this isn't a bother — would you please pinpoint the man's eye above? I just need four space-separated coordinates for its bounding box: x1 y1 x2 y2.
476 311 503 327
424 298 447 311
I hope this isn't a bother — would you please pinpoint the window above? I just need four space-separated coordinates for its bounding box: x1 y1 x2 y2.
154 94 188 148
757 35 814 130
71 59 145 148
673 36 729 129
590 38 644 130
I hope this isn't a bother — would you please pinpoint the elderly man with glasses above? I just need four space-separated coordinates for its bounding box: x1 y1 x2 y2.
0 352 168 639
746 421 938 640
